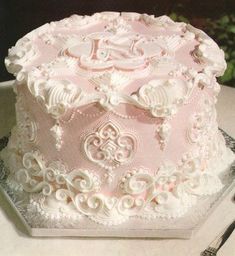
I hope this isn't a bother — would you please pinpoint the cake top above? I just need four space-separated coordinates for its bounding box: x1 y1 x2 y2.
5 12 226 119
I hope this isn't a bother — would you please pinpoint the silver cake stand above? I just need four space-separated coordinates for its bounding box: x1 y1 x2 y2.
0 130 234 238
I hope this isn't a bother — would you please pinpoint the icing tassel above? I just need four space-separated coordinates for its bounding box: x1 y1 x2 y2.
156 120 171 150
50 120 63 151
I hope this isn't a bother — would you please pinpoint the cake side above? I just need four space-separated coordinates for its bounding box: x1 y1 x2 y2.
1 12 235 225
1 83 234 224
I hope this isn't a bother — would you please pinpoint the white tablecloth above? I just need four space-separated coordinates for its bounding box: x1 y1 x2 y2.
0 81 234 256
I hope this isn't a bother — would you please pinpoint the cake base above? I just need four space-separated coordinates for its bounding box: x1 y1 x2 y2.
0 130 234 239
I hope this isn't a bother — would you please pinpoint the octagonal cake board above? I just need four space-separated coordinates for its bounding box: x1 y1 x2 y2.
0 130 234 239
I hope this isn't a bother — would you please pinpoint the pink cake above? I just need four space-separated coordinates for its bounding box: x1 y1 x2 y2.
2 12 235 226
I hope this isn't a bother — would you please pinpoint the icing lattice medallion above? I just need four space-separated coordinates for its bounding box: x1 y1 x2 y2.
83 121 137 170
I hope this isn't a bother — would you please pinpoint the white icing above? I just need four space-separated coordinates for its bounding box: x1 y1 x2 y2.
5 12 226 85
5 37 38 75
12 150 101 197
187 96 216 144
2 12 234 226
25 194 83 228
83 121 137 171
187 24 227 76
121 12 141 21
94 12 120 21
50 121 63 151
132 78 191 117
5 12 224 119
104 17 132 33
15 93 38 149
62 32 165 73
29 78 83 118
2 138 233 225
90 71 132 93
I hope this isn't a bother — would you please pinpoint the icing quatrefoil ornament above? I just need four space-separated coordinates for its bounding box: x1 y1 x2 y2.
83 121 137 170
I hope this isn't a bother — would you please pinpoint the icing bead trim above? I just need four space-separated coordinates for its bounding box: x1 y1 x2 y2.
156 120 171 150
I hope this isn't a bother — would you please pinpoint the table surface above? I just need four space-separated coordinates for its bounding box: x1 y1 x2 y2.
0 81 234 256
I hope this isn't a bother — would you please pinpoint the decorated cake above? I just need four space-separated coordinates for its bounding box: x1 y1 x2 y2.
1 12 235 226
